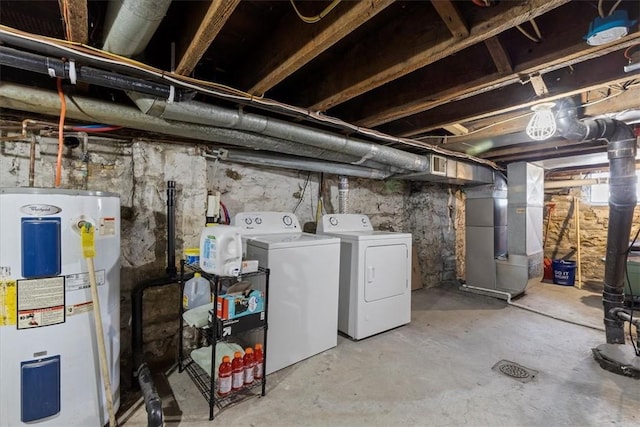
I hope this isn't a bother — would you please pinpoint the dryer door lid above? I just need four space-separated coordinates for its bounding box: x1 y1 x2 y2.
364 244 408 302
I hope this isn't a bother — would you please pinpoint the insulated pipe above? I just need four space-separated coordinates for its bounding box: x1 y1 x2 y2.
224 150 391 179
130 94 430 172
0 83 398 173
555 100 637 344
0 46 183 100
102 0 172 58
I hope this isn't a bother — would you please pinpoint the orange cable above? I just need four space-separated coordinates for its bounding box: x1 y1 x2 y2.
55 78 66 187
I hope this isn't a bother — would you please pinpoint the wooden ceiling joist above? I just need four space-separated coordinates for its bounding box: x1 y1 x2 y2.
174 0 240 76
351 30 640 128
431 0 469 39
484 36 512 74
59 0 88 44
386 51 640 138
244 0 394 96
301 0 569 112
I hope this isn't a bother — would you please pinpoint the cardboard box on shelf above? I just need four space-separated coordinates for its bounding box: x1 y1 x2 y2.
216 281 264 320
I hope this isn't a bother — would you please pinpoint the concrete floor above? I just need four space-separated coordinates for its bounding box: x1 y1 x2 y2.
122 282 639 426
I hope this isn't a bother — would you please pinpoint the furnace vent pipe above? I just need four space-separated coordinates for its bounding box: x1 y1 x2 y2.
224 150 390 179
129 94 429 173
555 100 637 344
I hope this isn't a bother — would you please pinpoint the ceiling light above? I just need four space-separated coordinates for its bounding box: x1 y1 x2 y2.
584 10 637 46
526 102 556 141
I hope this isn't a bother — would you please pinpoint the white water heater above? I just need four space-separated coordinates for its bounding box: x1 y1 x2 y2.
0 188 120 426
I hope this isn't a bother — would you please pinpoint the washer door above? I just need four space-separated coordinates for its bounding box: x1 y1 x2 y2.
364 244 408 302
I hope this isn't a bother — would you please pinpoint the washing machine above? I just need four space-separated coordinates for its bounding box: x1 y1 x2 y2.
317 214 412 340
231 212 340 375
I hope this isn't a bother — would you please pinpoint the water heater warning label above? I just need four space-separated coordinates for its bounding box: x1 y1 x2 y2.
65 270 105 292
0 279 17 326
17 277 65 329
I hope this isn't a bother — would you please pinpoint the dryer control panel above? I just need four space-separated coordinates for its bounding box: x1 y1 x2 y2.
232 211 301 234
318 214 373 233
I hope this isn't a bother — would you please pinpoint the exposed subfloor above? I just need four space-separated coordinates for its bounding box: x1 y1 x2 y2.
122 282 639 426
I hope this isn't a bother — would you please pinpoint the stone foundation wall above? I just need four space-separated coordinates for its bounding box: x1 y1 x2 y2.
1 136 462 389
544 189 640 288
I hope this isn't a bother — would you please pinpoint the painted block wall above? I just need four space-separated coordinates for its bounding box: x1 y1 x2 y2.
0 136 461 387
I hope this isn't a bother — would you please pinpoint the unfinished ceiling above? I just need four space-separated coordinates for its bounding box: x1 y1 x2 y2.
1 0 639 175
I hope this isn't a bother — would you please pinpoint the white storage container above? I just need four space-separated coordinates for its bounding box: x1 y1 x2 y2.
199 225 242 277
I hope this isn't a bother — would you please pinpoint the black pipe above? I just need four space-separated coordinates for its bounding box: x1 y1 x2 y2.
136 363 163 427
166 181 177 278
0 46 186 100
555 99 637 344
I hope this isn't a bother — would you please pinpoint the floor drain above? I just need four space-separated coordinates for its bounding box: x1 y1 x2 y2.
492 360 538 383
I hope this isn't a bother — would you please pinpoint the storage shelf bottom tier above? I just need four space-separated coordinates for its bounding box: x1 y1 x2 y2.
182 356 265 409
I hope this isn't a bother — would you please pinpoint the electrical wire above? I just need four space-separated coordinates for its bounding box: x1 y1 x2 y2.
598 0 605 18
609 0 622 16
292 172 311 214
0 24 501 170
624 45 639 60
71 125 122 132
55 78 66 187
529 18 542 40
219 201 230 224
515 25 540 43
289 0 341 24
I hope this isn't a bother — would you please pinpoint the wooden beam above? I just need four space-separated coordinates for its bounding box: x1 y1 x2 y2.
301 0 569 112
436 84 640 152
59 0 88 43
484 36 512 74
245 0 394 95
175 0 240 76
379 48 640 137
529 73 549 96
351 29 640 128
431 0 468 38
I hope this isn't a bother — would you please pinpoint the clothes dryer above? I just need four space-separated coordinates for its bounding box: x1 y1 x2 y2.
317 214 411 340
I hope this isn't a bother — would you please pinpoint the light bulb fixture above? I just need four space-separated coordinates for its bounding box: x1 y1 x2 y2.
584 10 637 46
526 102 557 141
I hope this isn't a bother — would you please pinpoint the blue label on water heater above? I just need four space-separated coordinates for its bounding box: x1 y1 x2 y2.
21 218 61 278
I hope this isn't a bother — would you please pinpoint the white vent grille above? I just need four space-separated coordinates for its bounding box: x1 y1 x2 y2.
431 155 447 176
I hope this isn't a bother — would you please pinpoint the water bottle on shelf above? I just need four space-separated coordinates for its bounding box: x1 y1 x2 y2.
231 352 244 391
254 343 264 380
183 272 211 310
243 348 255 385
217 356 232 396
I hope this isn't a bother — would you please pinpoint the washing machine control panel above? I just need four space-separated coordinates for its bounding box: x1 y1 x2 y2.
232 212 300 234
318 214 373 233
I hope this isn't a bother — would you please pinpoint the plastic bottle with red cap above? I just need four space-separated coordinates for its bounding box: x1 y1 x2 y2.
243 348 255 385
217 356 232 396
254 343 264 380
231 351 244 391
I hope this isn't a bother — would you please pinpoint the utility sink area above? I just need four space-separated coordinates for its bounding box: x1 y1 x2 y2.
120 283 639 426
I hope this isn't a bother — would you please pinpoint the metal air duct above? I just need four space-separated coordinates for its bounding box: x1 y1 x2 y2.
0 83 397 173
128 93 429 172
102 0 172 57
